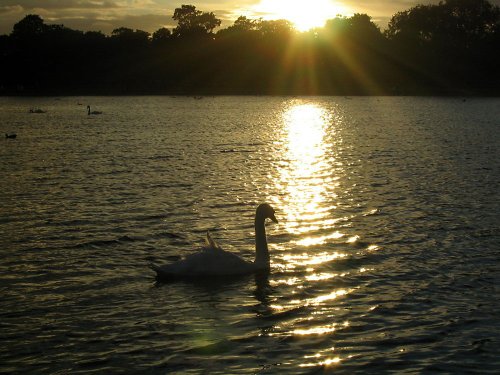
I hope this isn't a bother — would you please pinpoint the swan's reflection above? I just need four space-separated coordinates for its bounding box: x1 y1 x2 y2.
253 272 273 305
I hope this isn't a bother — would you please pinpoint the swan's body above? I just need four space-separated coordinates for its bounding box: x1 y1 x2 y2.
151 203 278 280
5 133 17 139
87 105 102 115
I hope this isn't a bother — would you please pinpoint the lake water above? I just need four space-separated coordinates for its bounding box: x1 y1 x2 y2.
1 96 499 374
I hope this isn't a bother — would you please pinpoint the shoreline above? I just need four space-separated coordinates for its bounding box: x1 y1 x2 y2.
2 88 499 97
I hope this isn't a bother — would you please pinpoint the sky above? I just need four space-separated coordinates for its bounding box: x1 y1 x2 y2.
1 0 500 35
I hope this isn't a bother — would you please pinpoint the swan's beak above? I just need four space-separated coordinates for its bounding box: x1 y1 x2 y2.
270 213 278 224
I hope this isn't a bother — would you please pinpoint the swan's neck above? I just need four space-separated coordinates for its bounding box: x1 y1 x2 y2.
254 215 270 268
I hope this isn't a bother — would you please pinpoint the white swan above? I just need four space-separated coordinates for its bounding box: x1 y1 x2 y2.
151 203 278 280
87 105 102 115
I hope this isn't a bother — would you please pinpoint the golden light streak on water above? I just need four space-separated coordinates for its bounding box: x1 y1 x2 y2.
359 267 374 273
307 289 349 305
300 345 344 367
283 251 347 266
293 324 337 335
295 231 344 246
300 354 355 367
346 234 360 243
276 103 333 236
270 277 301 286
269 304 285 311
293 320 349 337
305 272 337 281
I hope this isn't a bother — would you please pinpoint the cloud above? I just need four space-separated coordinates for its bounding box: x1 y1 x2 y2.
0 0 248 34
0 0 167 34
67 13 175 33
0 5 23 15
342 0 500 16
0 0 123 10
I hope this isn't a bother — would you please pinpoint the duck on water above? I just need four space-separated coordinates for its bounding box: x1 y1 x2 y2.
151 203 278 280
87 105 102 115
29 108 46 113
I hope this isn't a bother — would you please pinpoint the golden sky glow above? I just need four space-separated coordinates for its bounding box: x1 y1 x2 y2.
2 1 487 35
250 0 352 31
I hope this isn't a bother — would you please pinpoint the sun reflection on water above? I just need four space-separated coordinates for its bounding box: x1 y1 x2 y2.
283 251 346 266
307 289 349 305
274 102 338 236
300 355 342 368
295 231 344 246
293 324 338 336
305 272 337 281
264 101 368 366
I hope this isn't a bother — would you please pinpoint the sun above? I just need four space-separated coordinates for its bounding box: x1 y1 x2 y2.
252 0 351 31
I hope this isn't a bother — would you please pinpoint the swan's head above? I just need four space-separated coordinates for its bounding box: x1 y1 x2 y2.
256 203 278 223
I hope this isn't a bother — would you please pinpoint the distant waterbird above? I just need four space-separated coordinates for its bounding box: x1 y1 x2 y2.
29 108 46 113
87 105 103 115
5 133 17 139
151 203 278 280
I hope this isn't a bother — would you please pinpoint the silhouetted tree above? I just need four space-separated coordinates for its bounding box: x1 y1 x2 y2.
172 5 221 38
387 0 499 46
233 16 260 32
258 19 295 38
111 27 150 48
385 0 500 91
152 27 172 46
11 14 46 39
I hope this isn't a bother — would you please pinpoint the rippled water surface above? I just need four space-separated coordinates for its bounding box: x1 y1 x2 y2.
1 96 499 374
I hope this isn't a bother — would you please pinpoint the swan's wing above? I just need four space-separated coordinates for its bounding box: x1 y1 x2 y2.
152 249 253 278
204 231 223 251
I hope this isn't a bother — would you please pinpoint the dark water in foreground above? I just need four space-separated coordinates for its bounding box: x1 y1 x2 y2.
1 96 499 374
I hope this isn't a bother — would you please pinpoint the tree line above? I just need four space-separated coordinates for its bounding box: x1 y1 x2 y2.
0 0 499 95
